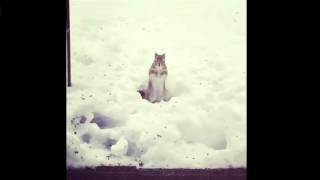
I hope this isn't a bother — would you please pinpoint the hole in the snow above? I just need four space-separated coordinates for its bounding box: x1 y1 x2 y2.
90 112 115 129
81 133 92 143
104 139 117 150
79 115 87 123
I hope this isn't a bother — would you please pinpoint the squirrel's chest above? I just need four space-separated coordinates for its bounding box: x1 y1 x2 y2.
147 75 167 102
149 71 166 86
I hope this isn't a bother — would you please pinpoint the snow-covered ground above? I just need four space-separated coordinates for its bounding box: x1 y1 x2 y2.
67 0 246 169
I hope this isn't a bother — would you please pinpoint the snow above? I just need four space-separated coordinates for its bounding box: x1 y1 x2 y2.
67 0 246 168
111 136 129 157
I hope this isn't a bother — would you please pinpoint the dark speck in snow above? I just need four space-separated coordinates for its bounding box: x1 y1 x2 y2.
138 161 144 167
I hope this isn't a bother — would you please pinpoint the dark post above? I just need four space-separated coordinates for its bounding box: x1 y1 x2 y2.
67 0 71 86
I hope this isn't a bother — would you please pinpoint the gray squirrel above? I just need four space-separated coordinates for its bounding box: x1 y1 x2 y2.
138 53 171 103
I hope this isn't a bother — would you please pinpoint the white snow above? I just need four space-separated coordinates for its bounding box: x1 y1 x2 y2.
67 0 246 168
111 136 129 157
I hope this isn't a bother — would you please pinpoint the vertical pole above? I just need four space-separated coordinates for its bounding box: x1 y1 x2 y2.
67 0 71 87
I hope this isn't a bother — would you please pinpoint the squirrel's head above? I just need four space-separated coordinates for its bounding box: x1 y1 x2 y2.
154 53 166 67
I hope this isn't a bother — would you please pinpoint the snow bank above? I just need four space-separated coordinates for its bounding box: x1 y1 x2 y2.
67 0 246 168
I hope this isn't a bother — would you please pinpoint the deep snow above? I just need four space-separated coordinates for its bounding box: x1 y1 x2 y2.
67 0 246 168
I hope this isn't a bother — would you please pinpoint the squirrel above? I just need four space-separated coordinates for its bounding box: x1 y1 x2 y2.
138 53 171 103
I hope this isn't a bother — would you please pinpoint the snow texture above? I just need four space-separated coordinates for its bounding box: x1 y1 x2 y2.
67 0 246 168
